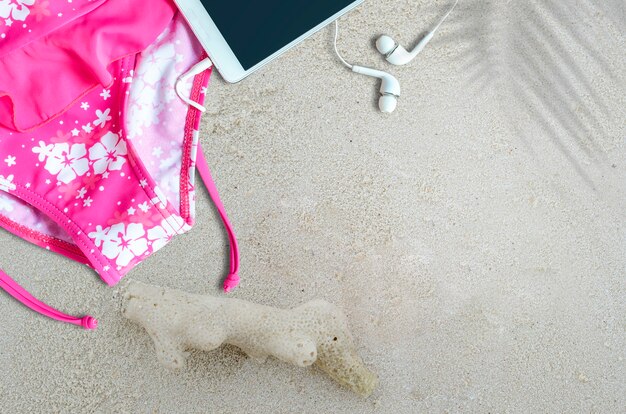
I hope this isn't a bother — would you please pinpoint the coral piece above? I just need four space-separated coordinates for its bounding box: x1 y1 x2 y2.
122 280 378 396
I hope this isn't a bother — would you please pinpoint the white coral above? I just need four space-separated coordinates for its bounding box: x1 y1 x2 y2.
122 280 378 396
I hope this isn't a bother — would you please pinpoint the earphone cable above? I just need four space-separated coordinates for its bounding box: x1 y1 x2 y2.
333 20 353 69
432 0 459 33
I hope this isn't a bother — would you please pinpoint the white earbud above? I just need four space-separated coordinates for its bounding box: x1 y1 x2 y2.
376 0 458 66
376 32 435 66
332 1 457 113
333 21 401 113
352 66 400 113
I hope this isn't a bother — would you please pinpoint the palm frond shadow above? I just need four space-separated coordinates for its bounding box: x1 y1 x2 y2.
433 0 622 188
593 1 626 33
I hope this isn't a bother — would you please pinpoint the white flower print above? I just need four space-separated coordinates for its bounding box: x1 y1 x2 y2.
127 91 161 138
152 147 163 158
4 155 16 167
100 89 111 100
88 132 127 174
127 42 178 138
147 220 175 252
43 144 89 184
147 215 186 252
159 149 180 172
88 225 108 247
0 0 35 22
32 141 54 161
93 108 112 128
138 201 150 213
0 193 14 212
0 174 16 192
100 223 148 267
76 187 87 199
142 43 176 85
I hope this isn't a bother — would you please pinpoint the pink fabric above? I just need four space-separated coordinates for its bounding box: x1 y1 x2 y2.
0 3 242 328
0 0 106 58
0 11 207 284
196 147 240 292
0 0 176 131
0 268 97 330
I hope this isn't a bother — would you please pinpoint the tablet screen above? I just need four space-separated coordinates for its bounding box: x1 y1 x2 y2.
200 0 357 70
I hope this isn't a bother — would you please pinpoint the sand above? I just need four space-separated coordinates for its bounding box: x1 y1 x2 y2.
1 0 625 412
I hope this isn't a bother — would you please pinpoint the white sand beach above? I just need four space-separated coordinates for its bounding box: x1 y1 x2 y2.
1 0 625 412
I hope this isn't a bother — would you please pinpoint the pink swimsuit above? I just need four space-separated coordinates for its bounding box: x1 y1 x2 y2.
0 0 240 329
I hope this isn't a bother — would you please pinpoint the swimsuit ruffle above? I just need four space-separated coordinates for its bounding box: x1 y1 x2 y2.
0 0 176 132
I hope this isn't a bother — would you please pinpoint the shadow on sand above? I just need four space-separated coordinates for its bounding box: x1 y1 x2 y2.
432 0 623 188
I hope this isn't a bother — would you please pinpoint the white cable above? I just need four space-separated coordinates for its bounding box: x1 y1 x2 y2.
432 0 459 33
175 57 214 112
333 20 353 69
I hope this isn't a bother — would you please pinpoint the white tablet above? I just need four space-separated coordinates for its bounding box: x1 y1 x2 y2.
174 0 364 83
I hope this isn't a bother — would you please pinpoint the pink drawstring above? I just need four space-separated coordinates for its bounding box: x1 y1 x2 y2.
0 146 239 328
0 268 98 329
195 144 240 292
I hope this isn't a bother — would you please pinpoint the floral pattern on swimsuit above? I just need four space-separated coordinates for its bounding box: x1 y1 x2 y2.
0 12 212 286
